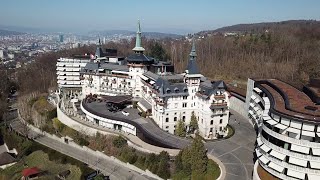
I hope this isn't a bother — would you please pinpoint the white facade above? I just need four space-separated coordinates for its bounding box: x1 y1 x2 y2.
248 79 320 180
56 57 91 88
78 60 230 139
57 22 230 140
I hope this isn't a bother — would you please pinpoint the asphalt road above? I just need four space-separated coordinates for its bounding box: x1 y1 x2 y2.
206 110 257 180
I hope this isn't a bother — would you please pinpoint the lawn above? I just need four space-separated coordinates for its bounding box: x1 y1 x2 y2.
0 150 82 180
204 159 221 180
172 159 221 180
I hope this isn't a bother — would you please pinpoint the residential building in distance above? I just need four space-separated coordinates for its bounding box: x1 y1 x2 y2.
57 21 230 140
248 78 320 180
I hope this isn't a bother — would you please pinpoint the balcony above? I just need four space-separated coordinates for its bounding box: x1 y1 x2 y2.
257 146 320 175
260 135 320 161
214 94 225 99
210 102 228 109
259 160 296 180
262 124 320 148
80 76 85 80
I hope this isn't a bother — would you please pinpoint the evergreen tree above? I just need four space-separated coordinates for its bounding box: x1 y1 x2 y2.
175 119 186 137
190 133 208 178
175 151 183 172
157 151 170 179
189 111 198 133
149 42 169 61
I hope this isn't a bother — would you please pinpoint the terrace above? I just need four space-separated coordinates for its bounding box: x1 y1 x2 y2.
256 79 320 122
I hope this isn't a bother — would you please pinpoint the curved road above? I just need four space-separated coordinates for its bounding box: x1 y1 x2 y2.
78 100 257 180
206 110 257 180
83 101 257 180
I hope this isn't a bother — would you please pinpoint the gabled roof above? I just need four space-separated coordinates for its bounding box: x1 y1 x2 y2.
198 80 227 97
22 167 40 177
153 78 188 97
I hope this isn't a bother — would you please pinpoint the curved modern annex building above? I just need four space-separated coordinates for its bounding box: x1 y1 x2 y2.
247 78 320 180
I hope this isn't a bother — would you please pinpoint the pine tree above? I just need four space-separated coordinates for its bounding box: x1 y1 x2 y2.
190 133 208 178
189 111 198 133
175 119 186 137
156 151 170 179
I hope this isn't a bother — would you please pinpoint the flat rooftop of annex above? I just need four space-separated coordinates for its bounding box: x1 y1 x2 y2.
81 97 190 149
255 79 320 123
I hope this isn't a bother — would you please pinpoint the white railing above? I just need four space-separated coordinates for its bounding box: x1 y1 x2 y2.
262 124 320 148
259 161 296 180
260 135 320 161
257 145 320 175
253 91 264 105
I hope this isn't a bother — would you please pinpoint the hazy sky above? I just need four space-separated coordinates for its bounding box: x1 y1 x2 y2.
1 0 320 34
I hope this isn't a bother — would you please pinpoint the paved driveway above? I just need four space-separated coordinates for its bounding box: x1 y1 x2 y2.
206 110 257 180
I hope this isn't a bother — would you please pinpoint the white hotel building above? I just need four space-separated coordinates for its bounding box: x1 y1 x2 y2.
247 78 320 180
57 21 230 140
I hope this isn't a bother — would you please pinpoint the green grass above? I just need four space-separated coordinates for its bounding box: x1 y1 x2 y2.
172 159 221 180
0 150 82 180
204 159 221 180
226 125 235 139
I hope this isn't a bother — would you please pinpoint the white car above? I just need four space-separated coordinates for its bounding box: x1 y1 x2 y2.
122 111 129 116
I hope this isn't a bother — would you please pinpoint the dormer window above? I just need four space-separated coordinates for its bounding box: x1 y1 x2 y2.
183 87 188 93
174 87 179 93
166 88 171 94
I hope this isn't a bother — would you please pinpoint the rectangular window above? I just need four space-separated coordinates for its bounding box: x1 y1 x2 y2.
166 118 169 122
183 96 187 100
220 119 223 124
166 126 169 129
174 117 177 121
220 127 223 131
182 103 187 108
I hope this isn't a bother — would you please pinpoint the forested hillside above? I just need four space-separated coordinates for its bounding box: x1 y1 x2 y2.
15 20 320 95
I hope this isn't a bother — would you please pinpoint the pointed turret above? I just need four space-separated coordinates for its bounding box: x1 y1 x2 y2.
95 38 104 58
132 20 145 53
186 36 200 74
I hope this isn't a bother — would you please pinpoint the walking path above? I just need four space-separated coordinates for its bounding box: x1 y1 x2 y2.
8 118 158 180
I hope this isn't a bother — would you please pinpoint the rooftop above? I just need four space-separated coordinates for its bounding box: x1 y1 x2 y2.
82 99 190 149
22 167 40 177
256 79 320 122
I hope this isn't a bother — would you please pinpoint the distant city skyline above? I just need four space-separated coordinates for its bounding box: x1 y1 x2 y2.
1 0 320 34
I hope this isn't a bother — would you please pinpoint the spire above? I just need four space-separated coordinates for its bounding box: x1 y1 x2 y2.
95 38 103 58
132 20 145 53
186 36 200 74
189 36 197 59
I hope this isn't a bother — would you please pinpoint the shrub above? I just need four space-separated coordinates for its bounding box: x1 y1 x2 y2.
112 136 127 148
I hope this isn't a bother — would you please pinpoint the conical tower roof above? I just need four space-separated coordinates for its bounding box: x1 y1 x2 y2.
132 20 145 52
186 37 200 74
95 38 104 58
